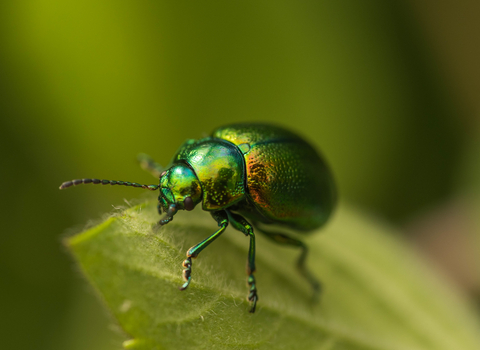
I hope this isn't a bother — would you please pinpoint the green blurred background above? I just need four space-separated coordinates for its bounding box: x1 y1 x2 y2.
1 1 479 349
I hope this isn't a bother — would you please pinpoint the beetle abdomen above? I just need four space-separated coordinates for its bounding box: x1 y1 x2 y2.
213 124 335 231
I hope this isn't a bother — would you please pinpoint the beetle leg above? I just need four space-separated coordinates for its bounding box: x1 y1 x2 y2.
254 224 321 302
179 210 229 291
226 211 258 313
137 153 164 178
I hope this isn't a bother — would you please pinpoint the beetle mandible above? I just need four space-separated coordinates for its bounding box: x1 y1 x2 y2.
60 123 336 313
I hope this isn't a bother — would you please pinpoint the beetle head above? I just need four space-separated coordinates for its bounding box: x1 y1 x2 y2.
158 163 202 224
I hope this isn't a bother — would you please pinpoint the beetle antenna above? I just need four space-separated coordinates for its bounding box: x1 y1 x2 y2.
137 153 164 178
59 178 159 191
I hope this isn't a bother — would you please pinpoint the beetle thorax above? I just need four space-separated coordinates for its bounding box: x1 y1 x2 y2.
159 163 202 212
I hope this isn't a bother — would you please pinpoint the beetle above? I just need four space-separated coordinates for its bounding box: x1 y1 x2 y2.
60 123 336 313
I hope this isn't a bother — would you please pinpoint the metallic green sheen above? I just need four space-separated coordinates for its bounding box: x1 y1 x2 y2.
60 123 337 313
172 138 245 211
212 124 336 231
159 164 202 211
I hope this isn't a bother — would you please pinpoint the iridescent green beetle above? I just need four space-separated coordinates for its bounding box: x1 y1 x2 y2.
60 123 336 313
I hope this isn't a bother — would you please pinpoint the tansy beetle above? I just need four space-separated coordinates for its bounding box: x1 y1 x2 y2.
60 123 336 313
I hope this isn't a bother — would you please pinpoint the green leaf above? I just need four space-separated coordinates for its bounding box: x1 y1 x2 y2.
67 201 480 350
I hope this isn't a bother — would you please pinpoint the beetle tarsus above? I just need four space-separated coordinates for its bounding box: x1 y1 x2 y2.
179 257 192 290
176 211 228 293
310 279 322 303
159 215 173 226
247 274 258 313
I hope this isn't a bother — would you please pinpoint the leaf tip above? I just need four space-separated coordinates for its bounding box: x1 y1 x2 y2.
66 216 116 248
123 338 148 350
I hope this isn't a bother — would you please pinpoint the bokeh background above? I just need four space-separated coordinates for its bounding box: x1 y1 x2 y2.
1 1 479 349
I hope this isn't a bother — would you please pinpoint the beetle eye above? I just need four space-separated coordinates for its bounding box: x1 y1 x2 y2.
184 197 194 211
